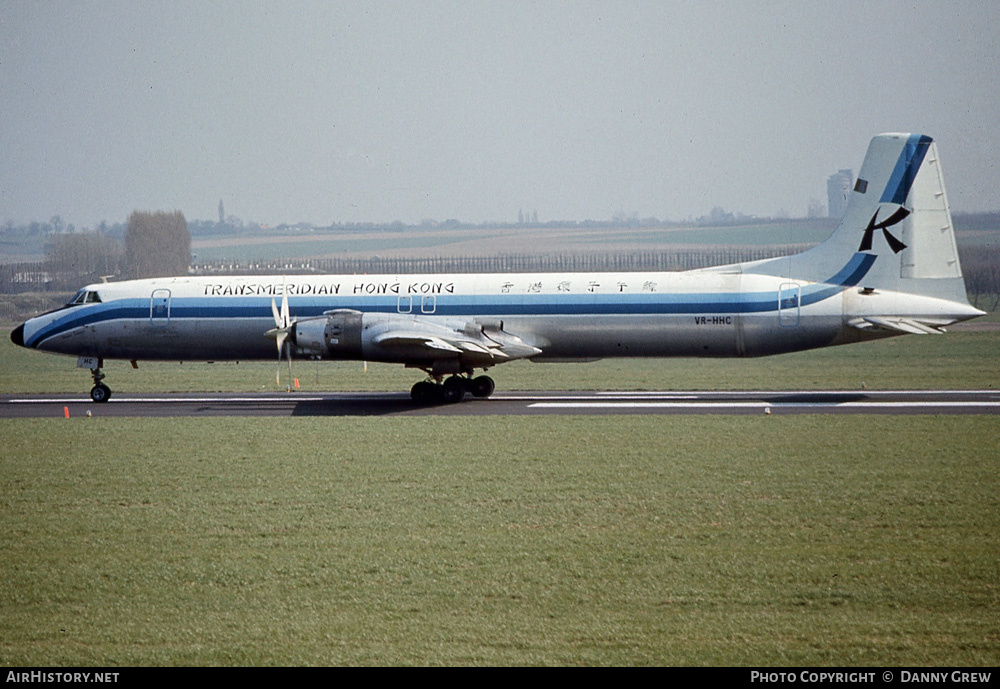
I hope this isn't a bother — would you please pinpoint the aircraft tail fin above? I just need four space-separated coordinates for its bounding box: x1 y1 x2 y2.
748 133 973 305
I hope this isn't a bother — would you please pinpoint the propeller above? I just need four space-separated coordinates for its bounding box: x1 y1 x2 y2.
265 284 295 388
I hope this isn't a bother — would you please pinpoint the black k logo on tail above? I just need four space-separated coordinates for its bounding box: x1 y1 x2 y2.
859 206 910 253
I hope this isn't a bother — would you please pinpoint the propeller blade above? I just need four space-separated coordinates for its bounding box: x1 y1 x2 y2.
267 279 295 388
273 340 295 389
271 297 281 328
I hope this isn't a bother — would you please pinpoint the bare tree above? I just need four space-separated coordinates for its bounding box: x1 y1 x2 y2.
44 231 124 290
125 210 191 279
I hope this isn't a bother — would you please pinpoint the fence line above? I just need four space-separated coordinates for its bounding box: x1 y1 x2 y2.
187 247 810 276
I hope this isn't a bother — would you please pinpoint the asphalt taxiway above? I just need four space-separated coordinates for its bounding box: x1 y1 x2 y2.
2 390 999 418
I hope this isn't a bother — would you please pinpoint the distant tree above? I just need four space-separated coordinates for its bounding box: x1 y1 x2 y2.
44 231 124 289
125 210 191 278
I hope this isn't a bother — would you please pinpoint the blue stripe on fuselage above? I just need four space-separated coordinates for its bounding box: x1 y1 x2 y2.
23 254 876 348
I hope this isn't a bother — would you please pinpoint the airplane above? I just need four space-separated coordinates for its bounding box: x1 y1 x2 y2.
10 133 985 404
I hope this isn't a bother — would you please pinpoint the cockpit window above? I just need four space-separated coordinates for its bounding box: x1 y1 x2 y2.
67 290 102 306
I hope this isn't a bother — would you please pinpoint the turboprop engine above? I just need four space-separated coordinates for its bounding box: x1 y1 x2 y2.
291 309 364 358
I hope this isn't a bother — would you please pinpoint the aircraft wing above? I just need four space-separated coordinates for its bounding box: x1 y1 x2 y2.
375 333 466 354
374 331 506 363
367 317 542 366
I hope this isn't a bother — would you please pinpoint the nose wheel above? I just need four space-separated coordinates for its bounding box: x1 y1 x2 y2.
90 383 111 403
88 361 112 403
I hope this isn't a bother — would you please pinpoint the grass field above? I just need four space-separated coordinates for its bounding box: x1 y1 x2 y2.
186 222 845 263
1 416 997 666
2 321 998 666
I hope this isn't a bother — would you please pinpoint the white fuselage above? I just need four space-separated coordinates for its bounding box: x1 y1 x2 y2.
16 256 979 365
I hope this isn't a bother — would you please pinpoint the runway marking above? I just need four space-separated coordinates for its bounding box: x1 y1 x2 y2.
502 394 698 401
530 401 1000 410
531 402 770 409
594 392 699 399
7 396 329 404
600 390 1000 397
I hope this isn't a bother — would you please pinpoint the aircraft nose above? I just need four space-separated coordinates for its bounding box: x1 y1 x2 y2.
10 323 25 348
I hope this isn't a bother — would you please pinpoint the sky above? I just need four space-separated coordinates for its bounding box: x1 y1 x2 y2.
2 0 998 228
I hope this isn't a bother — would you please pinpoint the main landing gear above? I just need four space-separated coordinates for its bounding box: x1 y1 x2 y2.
410 374 495 404
88 359 112 403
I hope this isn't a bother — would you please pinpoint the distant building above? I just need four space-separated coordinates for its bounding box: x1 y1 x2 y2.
827 169 853 218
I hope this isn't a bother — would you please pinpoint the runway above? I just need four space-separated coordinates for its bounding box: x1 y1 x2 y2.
2 389 999 418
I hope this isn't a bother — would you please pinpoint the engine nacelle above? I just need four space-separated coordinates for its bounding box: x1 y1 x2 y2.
291 309 363 359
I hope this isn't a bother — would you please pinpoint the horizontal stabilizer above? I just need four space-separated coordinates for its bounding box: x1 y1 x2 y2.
848 316 949 335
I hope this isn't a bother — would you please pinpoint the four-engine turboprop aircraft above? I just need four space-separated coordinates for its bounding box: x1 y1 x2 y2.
11 133 985 403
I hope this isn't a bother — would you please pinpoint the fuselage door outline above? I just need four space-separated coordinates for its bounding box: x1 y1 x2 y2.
150 289 171 323
421 295 436 314
778 283 800 328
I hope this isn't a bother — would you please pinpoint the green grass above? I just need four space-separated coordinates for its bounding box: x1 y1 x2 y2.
1 416 997 665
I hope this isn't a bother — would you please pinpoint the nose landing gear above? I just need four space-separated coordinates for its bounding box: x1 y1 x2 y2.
87 359 112 403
